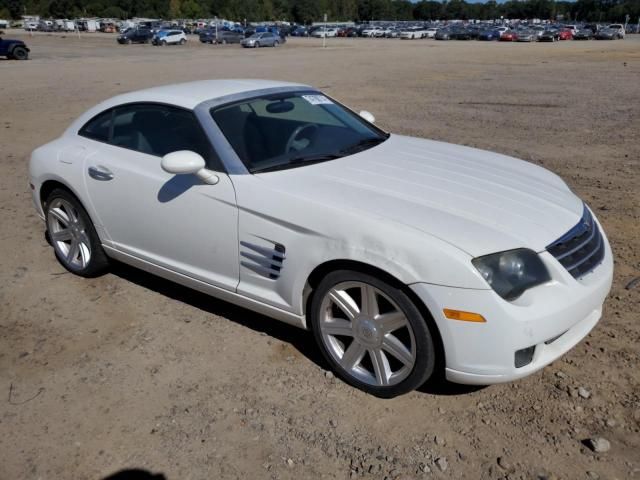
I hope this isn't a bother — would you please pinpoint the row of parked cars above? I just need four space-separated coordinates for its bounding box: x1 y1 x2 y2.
290 22 628 42
434 23 626 41
117 26 285 48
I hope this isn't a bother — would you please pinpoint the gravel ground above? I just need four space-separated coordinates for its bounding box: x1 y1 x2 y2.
1 31 639 480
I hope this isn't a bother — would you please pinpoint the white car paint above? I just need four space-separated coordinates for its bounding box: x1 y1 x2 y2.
153 30 187 45
29 79 614 385
361 27 381 37
311 28 338 38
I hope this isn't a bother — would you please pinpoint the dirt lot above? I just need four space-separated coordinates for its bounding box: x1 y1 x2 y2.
1 31 639 480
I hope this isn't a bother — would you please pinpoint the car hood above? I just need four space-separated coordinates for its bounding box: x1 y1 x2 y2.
256 134 583 257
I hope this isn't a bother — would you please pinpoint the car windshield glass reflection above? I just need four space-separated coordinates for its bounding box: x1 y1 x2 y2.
211 91 388 173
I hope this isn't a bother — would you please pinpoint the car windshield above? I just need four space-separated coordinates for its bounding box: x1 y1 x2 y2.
211 91 389 173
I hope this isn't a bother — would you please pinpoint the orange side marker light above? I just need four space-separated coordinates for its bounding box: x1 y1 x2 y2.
443 309 486 323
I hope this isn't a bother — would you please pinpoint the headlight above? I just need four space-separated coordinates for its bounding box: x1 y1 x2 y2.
472 249 550 301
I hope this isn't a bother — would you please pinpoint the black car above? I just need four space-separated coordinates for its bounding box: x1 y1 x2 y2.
290 27 308 37
538 30 560 42
206 30 244 44
199 29 217 43
117 28 153 44
450 28 473 40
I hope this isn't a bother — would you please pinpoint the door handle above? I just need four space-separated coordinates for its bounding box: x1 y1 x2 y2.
88 165 114 181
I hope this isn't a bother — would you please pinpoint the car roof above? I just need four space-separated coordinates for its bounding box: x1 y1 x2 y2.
95 79 310 110
65 79 311 135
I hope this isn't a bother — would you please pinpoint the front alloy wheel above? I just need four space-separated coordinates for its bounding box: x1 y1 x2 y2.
45 189 109 277
311 270 436 397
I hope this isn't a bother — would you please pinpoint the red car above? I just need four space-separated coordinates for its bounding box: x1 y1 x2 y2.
499 30 517 41
558 29 573 40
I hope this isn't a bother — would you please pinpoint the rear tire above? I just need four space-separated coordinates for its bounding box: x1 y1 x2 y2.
44 189 109 277
310 270 436 398
11 46 28 60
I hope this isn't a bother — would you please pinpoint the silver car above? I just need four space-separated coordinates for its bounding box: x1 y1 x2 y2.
240 32 280 48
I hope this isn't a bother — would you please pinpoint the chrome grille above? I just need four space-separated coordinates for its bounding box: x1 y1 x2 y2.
546 206 604 279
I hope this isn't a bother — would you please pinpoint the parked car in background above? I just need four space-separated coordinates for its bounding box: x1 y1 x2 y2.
558 29 573 40
563 25 578 37
152 29 187 46
424 28 438 38
0 34 29 59
199 29 218 43
361 26 382 37
400 28 423 40
499 30 518 41
241 32 280 48
595 28 621 40
435 28 452 40
495 26 509 38
214 30 244 44
201 29 243 44
290 27 308 37
516 30 536 42
539 30 560 42
478 29 501 41
117 27 153 44
573 29 593 40
311 28 338 38
29 79 613 397
607 24 625 38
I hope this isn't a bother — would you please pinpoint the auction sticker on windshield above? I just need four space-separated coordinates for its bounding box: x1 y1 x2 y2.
302 95 333 105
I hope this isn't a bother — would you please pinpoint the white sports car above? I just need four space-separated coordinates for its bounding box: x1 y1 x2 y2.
29 80 613 397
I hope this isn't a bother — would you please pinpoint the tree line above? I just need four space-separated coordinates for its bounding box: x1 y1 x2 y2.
1 0 638 24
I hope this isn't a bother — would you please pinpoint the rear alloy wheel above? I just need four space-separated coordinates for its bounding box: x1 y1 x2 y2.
274 40 279 47
310 270 436 397
11 46 29 60
179 38 186 45
45 189 109 277
161 40 167 46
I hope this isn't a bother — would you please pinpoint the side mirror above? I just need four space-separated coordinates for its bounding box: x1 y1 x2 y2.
359 110 376 124
161 151 219 185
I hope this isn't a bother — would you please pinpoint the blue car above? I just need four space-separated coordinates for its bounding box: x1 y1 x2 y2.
477 29 501 41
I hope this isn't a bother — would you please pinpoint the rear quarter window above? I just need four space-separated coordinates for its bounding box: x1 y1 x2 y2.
79 109 113 142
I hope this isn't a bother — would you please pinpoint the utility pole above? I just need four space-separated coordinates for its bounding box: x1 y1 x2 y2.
323 12 327 48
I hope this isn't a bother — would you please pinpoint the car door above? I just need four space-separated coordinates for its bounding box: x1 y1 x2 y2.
79 103 239 291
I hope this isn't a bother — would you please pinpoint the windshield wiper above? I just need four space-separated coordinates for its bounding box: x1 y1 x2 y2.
252 153 342 173
338 136 387 156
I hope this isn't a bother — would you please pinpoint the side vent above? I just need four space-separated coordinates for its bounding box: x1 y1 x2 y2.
240 240 286 279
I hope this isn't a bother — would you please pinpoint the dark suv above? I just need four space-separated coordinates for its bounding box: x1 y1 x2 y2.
0 35 29 59
200 29 244 44
117 28 153 44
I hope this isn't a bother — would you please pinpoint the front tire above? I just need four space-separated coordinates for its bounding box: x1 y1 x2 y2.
310 270 436 398
44 189 109 277
11 46 29 60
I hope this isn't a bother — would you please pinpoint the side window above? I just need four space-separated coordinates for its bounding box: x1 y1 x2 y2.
79 109 113 142
110 103 222 170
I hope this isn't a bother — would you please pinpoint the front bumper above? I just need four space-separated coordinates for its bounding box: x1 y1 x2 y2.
410 237 613 385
